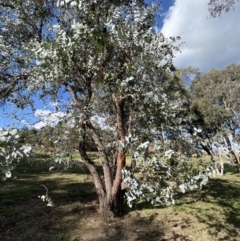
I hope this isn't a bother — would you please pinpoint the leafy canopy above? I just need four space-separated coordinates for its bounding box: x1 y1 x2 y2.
0 0 220 212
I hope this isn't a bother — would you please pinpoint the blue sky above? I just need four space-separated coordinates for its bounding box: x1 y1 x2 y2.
1 0 240 129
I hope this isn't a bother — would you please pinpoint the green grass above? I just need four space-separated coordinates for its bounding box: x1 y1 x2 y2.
1 155 240 241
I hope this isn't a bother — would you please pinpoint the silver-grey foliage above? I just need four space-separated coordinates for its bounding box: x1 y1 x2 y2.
0 0 221 214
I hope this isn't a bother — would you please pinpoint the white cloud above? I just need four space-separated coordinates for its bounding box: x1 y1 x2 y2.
33 110 111 130
49 101 59 107
161 0 240 72
33 109 65 129
91 115 112 130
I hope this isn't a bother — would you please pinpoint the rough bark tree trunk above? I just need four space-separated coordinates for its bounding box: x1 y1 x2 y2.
79 109 127 217
66 80 126 217
225 136 240 173
217 150 224 175
98 190 125 217
79 138 123 217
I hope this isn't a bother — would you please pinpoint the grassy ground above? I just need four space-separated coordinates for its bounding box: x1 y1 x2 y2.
1 156 240 241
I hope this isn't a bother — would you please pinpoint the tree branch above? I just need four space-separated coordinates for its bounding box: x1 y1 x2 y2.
120 94 135 102
64 82 83 108
78 123 106 198
0 74 29 100
84 116 113 200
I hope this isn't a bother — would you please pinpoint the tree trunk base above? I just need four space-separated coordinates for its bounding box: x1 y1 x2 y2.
99 190 126 218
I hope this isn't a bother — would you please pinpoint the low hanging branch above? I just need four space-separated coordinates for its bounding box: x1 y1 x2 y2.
38 184 54 207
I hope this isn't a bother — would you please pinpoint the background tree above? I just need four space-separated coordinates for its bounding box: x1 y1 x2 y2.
189 64 240 173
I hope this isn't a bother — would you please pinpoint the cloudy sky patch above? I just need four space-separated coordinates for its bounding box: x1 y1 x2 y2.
33 109 65 129
161 0 240 72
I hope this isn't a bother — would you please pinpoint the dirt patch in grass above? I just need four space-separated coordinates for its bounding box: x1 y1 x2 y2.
1 159 240 241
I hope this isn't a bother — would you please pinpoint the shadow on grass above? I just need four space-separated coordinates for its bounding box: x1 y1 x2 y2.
224 163 238 174
1 158 194 241
0 160 98 241
94 213 165 241
4 154 240 241
202 177 240 240
92 211 193 241
174 172 240 241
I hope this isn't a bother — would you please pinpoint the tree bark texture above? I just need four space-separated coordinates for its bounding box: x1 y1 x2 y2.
78 94 128 216
67 82 127 216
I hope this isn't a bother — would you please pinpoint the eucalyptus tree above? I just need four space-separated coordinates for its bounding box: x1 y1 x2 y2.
189 64 240 173
0 0 219 216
